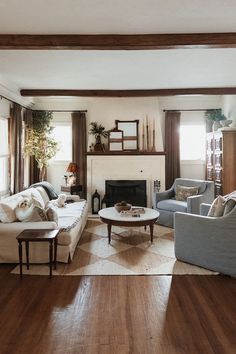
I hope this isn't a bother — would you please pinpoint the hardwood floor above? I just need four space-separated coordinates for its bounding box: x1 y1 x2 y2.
0 268 235 354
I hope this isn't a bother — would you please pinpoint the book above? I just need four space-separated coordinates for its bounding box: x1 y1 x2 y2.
120 207 145 216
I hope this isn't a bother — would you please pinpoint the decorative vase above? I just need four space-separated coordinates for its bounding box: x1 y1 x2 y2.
94 135 104 151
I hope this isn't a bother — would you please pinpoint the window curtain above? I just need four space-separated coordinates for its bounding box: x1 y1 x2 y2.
9 103 24 194
71 111 87 199
165 110 181 189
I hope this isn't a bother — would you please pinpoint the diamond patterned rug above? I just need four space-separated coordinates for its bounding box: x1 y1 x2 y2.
11 219 218 276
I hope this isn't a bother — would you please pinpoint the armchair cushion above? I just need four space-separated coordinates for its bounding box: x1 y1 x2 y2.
157 199 187 213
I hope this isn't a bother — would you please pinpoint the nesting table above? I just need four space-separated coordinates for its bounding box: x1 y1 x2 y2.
98 207 159 243
16 229 60 278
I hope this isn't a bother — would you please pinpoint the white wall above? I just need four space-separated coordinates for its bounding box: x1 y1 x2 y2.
0 97 11 117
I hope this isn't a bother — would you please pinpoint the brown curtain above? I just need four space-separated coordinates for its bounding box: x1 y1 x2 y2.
165 111 181 189
23 109 40 185
71 112 87 198
9 103 23 194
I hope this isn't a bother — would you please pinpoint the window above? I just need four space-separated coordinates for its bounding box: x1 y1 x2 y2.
51 123 72 161
180 113 206 161
0 118 9 195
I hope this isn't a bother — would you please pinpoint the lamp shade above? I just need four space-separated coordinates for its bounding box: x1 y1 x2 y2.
66 162 78 174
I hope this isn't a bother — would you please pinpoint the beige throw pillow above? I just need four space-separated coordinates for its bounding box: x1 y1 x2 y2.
175 185 199 201
16 205 48 222
0 196 23 223
46 206 58 224
208 195 225 217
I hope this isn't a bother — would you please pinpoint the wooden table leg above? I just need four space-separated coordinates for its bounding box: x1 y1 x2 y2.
25 241 29 270
18 240 23 278
107 222 112 244
150 223 154 243
54 238 58 270
49 240 53 278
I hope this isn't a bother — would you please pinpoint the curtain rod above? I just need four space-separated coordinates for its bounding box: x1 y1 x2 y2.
163 108 221 112
34 109 87 113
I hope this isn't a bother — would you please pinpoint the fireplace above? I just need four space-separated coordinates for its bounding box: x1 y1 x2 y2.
105 180 147 207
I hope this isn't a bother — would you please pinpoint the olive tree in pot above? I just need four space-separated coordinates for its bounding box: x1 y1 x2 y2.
24 111 59 181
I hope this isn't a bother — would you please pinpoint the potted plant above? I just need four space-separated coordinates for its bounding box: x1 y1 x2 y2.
24 111 59 181
89 122 108 151
204 109 227 132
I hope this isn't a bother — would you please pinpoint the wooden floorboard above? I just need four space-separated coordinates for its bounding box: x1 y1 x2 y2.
0 272 235 354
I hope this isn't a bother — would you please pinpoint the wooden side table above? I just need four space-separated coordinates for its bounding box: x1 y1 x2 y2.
16 229 60 278
61 185 82 196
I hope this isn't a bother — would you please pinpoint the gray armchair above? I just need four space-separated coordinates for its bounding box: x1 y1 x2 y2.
174 202 236 276
153 178 214 227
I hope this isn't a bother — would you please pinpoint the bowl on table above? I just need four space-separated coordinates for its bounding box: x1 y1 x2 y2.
114 201 132 213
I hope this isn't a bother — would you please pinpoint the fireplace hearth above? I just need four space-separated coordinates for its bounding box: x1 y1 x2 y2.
105 180 147 207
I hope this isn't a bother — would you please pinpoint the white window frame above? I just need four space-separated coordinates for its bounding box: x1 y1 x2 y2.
179 112 206 165
51 121 72 164
0 117 10 196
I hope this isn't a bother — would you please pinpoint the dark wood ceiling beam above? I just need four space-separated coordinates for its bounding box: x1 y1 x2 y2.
20 88 236 97
2 33 236 50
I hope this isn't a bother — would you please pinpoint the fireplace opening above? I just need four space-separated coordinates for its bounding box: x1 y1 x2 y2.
105 180 147 207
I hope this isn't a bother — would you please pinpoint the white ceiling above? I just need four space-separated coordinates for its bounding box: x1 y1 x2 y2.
1 1 236 98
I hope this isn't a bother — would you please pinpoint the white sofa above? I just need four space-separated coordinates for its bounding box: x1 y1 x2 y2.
0 186 88 263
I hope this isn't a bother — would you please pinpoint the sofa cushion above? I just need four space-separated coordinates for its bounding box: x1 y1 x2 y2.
57 200 87 245
35 187 50 206
175 185 199 201
157 199 187 213
19 188 45 208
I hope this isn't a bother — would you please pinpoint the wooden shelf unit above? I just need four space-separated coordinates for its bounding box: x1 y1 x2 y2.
206 129 236 196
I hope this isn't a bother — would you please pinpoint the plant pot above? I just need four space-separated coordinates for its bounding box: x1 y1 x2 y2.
94 135 104 151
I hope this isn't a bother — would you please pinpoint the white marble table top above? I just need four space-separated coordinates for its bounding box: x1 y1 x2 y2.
98 207 159 223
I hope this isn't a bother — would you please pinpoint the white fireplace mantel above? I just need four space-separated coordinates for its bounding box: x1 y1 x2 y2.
87 154 165 212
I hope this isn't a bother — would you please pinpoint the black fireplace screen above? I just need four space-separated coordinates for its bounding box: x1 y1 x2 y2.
105 180 147 207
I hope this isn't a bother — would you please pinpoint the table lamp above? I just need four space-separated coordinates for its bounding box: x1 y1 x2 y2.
66 162 78 186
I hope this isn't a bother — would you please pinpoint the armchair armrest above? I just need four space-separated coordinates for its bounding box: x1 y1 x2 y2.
200 203 211 216
174 211 236 276
187 194 203 214
153 188 175 208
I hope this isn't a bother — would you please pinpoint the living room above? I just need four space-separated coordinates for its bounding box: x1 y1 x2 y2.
0 1 236 353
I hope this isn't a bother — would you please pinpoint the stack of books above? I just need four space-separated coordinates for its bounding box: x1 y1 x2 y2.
120 207 145 216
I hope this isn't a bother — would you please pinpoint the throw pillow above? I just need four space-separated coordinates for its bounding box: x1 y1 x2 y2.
223 199 236 215
16 205 48 222
0 196 23 223
175 185 199 201
207 195 225 217
0 203 17 223
46 206 58 224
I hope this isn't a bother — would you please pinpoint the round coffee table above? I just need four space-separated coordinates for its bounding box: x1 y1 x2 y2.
98 207 159 244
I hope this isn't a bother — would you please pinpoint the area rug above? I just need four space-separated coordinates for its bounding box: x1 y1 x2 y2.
11 220 218 276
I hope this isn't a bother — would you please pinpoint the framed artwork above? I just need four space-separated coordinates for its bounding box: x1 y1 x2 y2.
115 120 139 151
108 129 123 151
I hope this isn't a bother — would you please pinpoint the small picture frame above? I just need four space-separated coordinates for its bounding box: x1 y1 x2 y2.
108 129 123 151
